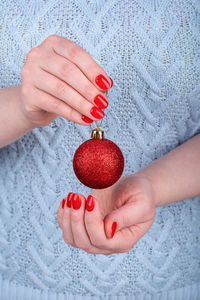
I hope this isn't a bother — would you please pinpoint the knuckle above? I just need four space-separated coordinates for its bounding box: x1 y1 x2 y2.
23 103 34 115
55 81 67 98
46 34 60 44
59 62 73 78
26 47 40 62
68 44 82 61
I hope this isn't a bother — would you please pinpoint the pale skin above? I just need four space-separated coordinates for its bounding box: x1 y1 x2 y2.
0 35 199 255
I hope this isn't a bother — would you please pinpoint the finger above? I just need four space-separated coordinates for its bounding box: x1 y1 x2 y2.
42 35 112 91
29 86 94 125
62 192 75 245
85 195 126 252
84 195 107 247
70 193 111 255
70 193 90 250
40 53 109 109
57 197 67 228
33 69 105 121
104 198 155 239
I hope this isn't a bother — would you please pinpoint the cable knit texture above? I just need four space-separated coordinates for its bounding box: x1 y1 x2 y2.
0 0 200 299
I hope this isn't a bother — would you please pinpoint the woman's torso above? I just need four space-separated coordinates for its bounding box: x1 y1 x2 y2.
0 0 200 299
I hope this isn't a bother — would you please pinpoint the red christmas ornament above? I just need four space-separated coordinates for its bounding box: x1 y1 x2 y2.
73 126 124 189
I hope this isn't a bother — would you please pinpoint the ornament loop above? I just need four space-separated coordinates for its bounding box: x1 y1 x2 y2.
94 119 103 129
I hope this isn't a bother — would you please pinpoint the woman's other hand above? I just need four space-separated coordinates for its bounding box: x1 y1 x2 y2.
20 35 112 127
57 175 155 255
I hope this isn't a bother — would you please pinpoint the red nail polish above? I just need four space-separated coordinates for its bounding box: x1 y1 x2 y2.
62 198 66 209
90 106 105 119
111 222 117 238
86 195 95 212
95 74 110 90
94 94 108 109
109 77 113 88
81 115 93 124
72 194 81 210
67 192 73 208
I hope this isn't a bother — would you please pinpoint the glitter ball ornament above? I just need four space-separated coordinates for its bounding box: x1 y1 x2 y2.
73 126 124 189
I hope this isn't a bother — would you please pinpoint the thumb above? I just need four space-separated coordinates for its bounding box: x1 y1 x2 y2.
104 200 145 239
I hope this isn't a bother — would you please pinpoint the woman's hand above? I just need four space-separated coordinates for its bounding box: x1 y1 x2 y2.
20 34 112 127
57 175 155 255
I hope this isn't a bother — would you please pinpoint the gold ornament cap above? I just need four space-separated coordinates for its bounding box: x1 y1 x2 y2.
91 127 104 140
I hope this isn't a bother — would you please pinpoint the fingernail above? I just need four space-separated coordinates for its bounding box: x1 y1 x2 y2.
62 198 66 209
86 195 95 212
90 106 105 119
72 193 81 210
95 74 110 90
111 222 117 238
94 94 108 109
109 77 113 88
81 115 93 124
67 192 73 208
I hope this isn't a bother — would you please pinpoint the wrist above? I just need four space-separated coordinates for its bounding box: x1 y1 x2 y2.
0 86 37 148
132 168 163 208
139 173 160 208
16 86 37 130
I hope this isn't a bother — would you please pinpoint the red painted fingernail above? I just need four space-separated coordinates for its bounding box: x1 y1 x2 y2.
86 195 95 212
94 94 108 109
72 194 81 210
109 77 113 88
111 222 117 238
81 115 93 124
90 106 105 119
95 74 110 90
62 198 66 209
67 192 73 208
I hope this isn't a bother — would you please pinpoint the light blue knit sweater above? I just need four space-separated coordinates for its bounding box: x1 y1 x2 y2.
0 0 200 299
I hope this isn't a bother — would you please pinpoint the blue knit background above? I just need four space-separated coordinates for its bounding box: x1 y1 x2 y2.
0 0 200 298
